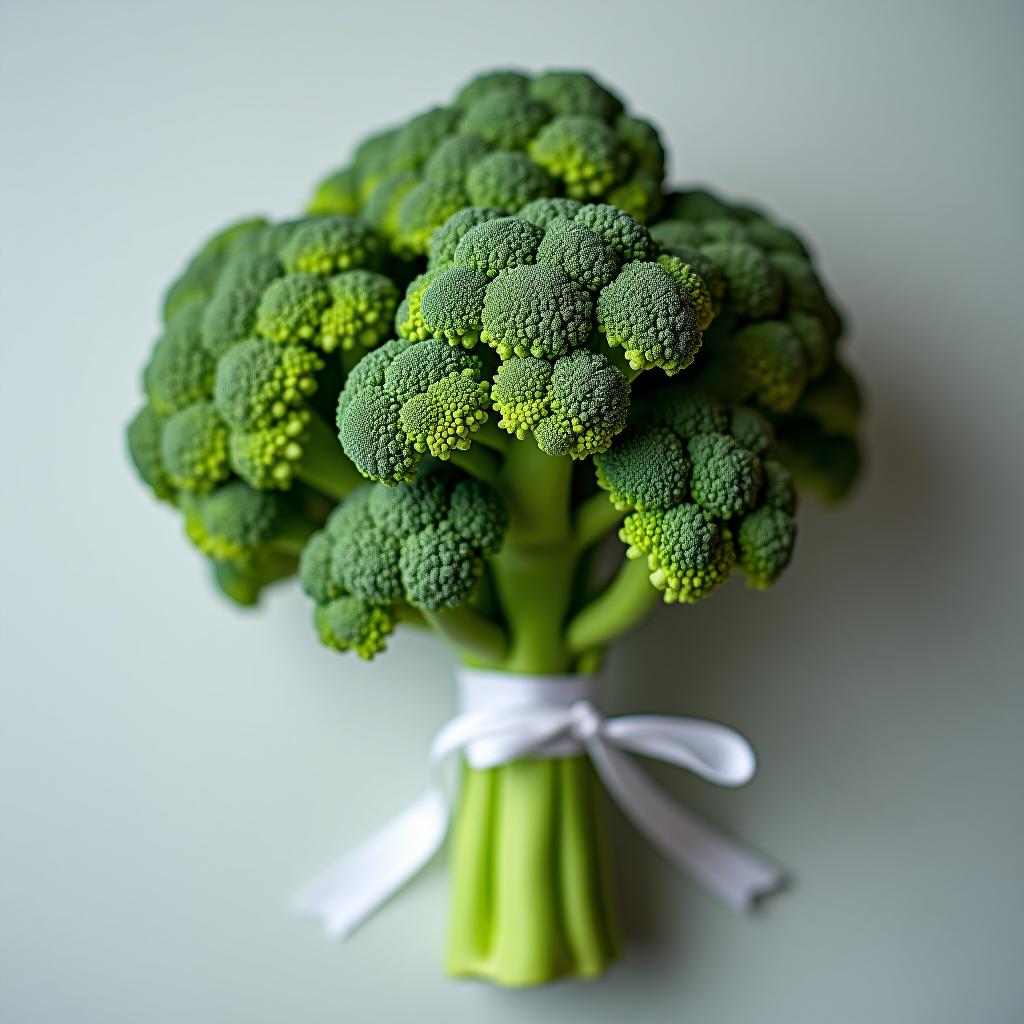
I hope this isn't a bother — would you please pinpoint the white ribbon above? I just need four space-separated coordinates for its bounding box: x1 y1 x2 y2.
293 670 783 938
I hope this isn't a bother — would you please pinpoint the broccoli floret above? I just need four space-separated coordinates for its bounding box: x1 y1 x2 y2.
597 261 702 374
160 401 230 493
400 523 482 610
319 270 400 352
594 426 691 511
460 90 551 150
620 504 735 603
144 303 215 415
255 274 331 345
656 254 714 330
453 217 544 277
729 404 775 455
536 218 620 291
361 170 421 237
307 166 362 216
419 266 490 346
688 433 762 519
529 116 630 199
423 136 494 188
529 71 623 120
786 311 831 379
127 404 175 502
647 390 729 437
394 182 469 257
448 478 508 553
337 340 489 482
516 197 584 228
793 359 863 435
280 215 382 275
481 264 594 359
701 240 783 320
490 356 553 438
615 115 665 179
761 458 797 515
315 596 394 659
715 320 808 412
575 204 653 260
389 107 462 172
774 419 861 503
454 69 530 109
201 253 284 358
737 507 796 588
429 206 508 267
395 270 440 341
212 550 298 607
466 153 556 210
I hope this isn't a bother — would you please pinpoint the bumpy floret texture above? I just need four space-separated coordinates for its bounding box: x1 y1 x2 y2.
300 468 507 657
595 388 799 598
336 339 490 482
307 68 668 256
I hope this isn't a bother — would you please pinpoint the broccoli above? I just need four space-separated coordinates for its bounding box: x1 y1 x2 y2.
128 69 865 990
306 68 669 256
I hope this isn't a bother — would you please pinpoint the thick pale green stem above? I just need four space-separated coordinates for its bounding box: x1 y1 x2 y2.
450 443 501 486
565 556 661 656
296 412 363 500
447 757 619 986
573 492 627 552
423 606 508 666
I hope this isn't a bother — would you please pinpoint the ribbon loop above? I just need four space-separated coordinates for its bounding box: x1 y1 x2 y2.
293 671 783 939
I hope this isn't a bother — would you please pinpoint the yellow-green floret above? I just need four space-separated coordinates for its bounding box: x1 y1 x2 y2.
160 401 230 493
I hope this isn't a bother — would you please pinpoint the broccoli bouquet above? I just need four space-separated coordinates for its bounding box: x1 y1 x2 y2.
128 69 862 987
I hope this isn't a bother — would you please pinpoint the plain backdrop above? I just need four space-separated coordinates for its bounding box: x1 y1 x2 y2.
2 1 1022 1021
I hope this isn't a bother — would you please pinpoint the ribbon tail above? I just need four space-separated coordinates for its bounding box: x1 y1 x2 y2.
291 788 449 938
588 740 784 911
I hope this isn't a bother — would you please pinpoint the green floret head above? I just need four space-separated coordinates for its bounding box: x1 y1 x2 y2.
786 311 830 379
162 218 267 322
574 204 652 260
423 135 493 187
466 153 556 210
529 116 630 199
399 523 483 611
597 261 702 374
656 254 714 330
607 168 663 223
454 70 529 109
389 107 462 172
536 348 630 458
319 270 400 352
361 170 420 237
214 338 322 431
298 530 342 604
127 404 175 502
337 384 418 484
280 215 381 275
649 390 728 438
255 273 330 345
429 206 508 267
517 197 584 228
720 320 808 412
622 504 735 603
761 458 797 515
615 115 665 178
395 270 440 341
729 404 775 455
331 526 404 604
651 219 708 251
308 166 362 216
529 70 623 120
419 266 489 346
744 216 809 257
448 479 507 553
536 218 620 291
336 338 412 418
183 481 287 563
594 425 691 511
399 371 491 460
212 551 297 607
351 128 400 196
453 217 544 277
369 472 450 538
314 596 394 659
794 359 863 435
481 263 594 359
688 433 762 519
144 303 215 415
769 251 838 329
665 189 734 223
459 89 551 149
701 240 783 319
394 182 469 257
160 401 230 493
490 356 553 438
201 254 284 358
774 420 861 503
383 338 483 403
738 507 796 588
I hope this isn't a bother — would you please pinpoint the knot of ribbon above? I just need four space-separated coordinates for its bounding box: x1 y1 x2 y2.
293 671 783 939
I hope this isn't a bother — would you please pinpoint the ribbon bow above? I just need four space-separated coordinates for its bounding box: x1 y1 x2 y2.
293 671 783 938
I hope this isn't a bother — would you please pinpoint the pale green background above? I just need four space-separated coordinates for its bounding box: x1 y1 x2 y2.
2 0 1022 1020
